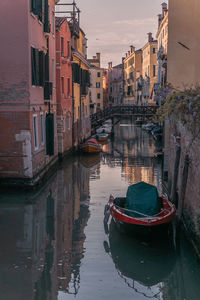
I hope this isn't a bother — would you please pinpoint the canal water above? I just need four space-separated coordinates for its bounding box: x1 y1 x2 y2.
0 120 200 300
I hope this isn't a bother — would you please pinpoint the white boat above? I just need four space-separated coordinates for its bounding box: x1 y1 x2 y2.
96 123 112 134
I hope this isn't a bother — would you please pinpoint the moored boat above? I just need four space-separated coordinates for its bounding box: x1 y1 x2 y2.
80 138 101 153
96 133 109 142
104 181 176 234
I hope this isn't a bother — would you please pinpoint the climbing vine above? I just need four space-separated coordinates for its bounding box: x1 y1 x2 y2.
156 86 200 135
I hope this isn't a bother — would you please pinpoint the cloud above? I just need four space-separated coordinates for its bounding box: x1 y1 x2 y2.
86 17 158 67
113 18 155 26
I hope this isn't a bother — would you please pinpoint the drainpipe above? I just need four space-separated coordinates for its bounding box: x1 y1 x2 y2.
72 66 75 151
79 61 82 144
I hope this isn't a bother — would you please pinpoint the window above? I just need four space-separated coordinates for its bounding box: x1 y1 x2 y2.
67 41 70 58
40 113 44 144
67 78 70 96
153 48 156 54
33 115 39 149
61 37 64 57
153 65 156 77
45 113 54 156
96 82 100 88
31 47 45 87
61 77 64 96
97 72 101 78
97 93 101 99
68 113 71 130
97 103 100 107
52 58 55 88
52 11 55 35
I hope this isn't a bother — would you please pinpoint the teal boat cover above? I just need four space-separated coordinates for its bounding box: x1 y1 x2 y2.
125 182 161 218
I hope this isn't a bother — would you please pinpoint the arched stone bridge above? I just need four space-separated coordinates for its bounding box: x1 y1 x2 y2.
90 105 159 129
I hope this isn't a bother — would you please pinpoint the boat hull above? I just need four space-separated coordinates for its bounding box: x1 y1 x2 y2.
106 195 176 235
96 134 108 142
80 143 101 153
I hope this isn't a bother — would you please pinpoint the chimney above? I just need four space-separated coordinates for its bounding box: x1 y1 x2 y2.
158 14 162 28
147 32 153 43
125 53 128 58
108 62 112 69
161 2 167 18
130 45 135 53
96 52 100 61
122 57 125 63
128 51 130 56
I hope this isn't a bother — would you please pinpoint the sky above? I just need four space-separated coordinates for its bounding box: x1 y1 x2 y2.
57 0 168 68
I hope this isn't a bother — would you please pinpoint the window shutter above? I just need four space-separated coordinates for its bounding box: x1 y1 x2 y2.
46 113 54 156
31 0 37 14
35 49 40 86
44 0 50 33
45 53 49 82
31 47 36 86
35 0 42 20
39 51 45 86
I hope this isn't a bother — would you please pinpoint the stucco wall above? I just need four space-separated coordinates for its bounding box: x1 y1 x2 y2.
168 0 200 89
167 119 200 246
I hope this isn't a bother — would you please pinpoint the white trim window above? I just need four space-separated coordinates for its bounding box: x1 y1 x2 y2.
33 114 39 150
40 113 45 145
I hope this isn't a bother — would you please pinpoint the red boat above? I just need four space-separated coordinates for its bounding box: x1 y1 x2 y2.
104 182 176 234
80 138 101 153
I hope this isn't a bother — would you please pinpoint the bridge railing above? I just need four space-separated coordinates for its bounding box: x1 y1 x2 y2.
90 105 159 128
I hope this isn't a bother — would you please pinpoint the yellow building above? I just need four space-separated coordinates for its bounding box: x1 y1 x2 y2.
141 33 158 104
156 2 168 88
124 46 142 105
88 53 104 113
72 28 91 146
167 0 200 89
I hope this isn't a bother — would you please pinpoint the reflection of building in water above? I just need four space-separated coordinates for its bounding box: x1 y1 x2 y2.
162 232 200 300
122 158 156 186
113 122 155 158
56 159 90 296
111 122 160 186
0 179 58 300
0 157 91 299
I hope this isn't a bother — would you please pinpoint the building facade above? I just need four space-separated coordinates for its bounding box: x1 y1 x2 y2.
0 0 59 186
72 28 91 146
135 33 158 106
88 53 104 113
107 62 124 106
167 0 200 89
56 17 73 159
123 47 142 105
156 2 168 90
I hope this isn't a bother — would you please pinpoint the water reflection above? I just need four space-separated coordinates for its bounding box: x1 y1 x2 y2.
0 157 90 300
0 121 200 299
104 220 177 299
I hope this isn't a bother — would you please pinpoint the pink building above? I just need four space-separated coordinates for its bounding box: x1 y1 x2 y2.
56 17 73 159
107 62 124 106
0 0 59 186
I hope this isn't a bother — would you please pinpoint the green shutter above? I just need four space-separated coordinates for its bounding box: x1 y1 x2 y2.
39 51 45 86
31 0 37 14
31 47 36 85
45 53 49 82
35 49 40 86
35 0 42 20
46 113 54 156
